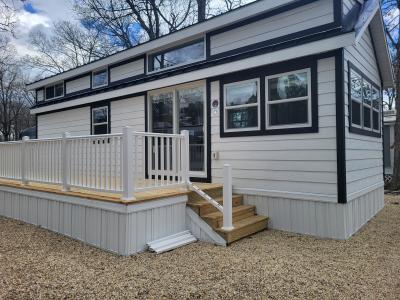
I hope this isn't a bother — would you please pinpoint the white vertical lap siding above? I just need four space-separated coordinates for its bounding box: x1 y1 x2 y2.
210 57 338 201
0 186 187 255
344 29 383 196
210 0 334 56
244 185 384 239
66 75 91 94
110 59 145 83
37 107 90 138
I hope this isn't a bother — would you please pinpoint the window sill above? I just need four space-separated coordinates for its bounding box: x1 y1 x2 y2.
220 126 317 138
349 125 381 138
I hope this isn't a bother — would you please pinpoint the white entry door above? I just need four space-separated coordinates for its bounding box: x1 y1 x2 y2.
148 81 207 178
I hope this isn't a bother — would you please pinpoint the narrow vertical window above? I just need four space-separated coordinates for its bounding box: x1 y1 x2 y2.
92 106 109 135
350 69 362 127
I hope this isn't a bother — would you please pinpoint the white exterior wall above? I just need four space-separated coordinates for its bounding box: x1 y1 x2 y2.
344 29 383 197
66 75 91 94
342 0 359 15
210 57 338 202
0 185 187 255
210 0 334 56
244 185 383 239
37 107 90 138
110 59 145 83
110 96 145 133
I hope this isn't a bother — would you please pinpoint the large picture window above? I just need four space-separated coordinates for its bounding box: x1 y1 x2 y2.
148 39 205 72
91 106 109 135
266 69 311 129
223 79 260 132
349 64 381 137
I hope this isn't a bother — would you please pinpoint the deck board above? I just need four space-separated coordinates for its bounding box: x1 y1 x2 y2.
0 178 221 205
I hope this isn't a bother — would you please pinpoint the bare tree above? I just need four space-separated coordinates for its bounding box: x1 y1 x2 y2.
382 0 400 189
0 0 18 35
384 88 396 110
0 41 34 141
24 20 117 77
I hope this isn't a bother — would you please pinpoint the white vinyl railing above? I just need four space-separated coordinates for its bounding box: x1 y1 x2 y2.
0 127 190 200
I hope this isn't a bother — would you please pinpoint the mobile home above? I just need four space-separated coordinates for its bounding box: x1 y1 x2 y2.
0 0 393 254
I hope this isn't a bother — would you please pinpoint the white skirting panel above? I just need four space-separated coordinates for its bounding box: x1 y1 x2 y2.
0 185 187 255
243 186 384 239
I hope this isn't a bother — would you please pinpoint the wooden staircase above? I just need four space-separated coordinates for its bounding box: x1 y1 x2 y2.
187 184 268 244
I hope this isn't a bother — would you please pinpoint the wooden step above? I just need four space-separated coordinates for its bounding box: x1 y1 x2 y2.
202 205 256 229
216 215 268 244
187 194 243 216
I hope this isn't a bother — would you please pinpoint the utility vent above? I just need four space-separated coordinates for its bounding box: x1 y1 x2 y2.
147 231 197 254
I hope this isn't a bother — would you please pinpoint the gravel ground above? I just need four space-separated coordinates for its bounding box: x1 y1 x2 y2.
1 196 400 299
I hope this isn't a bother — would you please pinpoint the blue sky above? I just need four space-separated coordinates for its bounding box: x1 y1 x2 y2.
11 0 77 56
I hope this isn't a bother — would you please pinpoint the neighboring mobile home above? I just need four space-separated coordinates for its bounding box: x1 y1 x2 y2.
0 0 393 251
383 109 396 185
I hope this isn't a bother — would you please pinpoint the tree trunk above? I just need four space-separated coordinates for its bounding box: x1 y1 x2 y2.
196 0 206 22
390 3 400 190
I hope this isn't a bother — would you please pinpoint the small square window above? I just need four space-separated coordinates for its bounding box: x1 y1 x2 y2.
92 69 108 88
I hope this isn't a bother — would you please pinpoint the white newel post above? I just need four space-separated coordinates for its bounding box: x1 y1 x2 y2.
61 132 70 191
222 164 234 231
121 126 135 201
21 136 29 185
181 130 190 186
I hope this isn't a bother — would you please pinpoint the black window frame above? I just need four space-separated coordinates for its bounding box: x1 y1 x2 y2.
44 82 64 101
91 102 111 135
348 62 381 138
92 68 109 89
148 38 205 73
219 57 318 138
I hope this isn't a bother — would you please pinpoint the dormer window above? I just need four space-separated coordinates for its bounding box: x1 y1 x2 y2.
92 68 108 88
148 39 205 72
45 82 64 101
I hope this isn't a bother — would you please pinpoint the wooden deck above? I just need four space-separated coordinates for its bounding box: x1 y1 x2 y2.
0 178 221 205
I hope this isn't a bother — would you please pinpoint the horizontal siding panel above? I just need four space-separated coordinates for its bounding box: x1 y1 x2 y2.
210 0 333 55
66 75 91 94
210 57 337 197
111 96 145 133
110 59 144 83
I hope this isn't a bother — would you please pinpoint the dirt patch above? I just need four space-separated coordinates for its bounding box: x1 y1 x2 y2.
1 196 400 299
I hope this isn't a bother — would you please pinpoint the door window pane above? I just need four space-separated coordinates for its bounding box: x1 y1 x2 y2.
178 87 205 172
151 93 173 134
